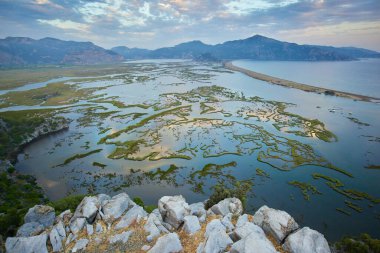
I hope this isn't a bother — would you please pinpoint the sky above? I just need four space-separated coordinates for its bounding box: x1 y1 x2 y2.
0 0 380 51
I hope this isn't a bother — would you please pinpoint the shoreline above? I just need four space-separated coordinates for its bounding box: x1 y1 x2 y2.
224 61 380 103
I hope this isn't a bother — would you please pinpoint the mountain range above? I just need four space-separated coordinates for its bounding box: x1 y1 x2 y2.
1 35 379 67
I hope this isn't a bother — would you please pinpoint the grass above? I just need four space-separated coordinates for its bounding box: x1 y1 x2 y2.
58 149 103 166
334 233 380 253
48 194 87 214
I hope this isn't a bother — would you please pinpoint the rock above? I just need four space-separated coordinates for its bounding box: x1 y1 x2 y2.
65 233 77 246
6 234 48 253
205 219 225 238
97 193 111 206
253 205 299 243
73 196 100 223
283 227 331 253
95 222 103 234
102 193 133 224
49 221 66 252
142 245 151 251
158 195 190 229
109 231 132 244
16 222 44 237
230 227 278 253
221 213 234 232
199 229 233 253
210 198 243 216
115 205 147 230
72 238 89 253
24 205 55 228
70 217 86 234
233 222 263 240
190 202 207 223
148 233 183 253
58 210 72 224
183 215 201 234
86 224 94 235
144 211 169 242
236 214 249 227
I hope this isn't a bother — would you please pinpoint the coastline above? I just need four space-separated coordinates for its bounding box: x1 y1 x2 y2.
224 61 380 103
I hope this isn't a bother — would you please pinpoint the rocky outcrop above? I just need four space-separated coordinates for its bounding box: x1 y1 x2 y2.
5 193 331 253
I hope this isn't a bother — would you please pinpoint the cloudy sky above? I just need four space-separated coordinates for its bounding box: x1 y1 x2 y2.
0 0 379 51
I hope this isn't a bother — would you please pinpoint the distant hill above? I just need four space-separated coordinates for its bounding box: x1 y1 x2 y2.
113 35 380 61
0 37 124 66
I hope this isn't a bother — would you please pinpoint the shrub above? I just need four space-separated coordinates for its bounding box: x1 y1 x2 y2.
48 195 87 214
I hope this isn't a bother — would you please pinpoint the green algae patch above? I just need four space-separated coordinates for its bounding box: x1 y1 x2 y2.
58 149 102 166
336 208 351 216
92 162 107 169
256 168 270 178
345 200 363 213
347 116 370 126
288 181 321 201
366 165 380 169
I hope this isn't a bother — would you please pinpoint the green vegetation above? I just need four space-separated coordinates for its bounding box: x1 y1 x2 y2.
0 171 46 238
347 117 370 127
58 149 102 166
48 194 87 214
92 162 107 169
335 233 380 253
288 181 321 201
132 197 156 213
256 168 270 178
366 165 380 170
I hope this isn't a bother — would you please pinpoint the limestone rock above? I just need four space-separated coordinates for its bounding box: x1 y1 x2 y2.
6 234 48 253
199 229 233 253
24 205 55 228
49 221 66 252
233 222 263 240
158 195 190 229
210 198 243 216
97 193 111 206
115 205 147 230
102 193 133 224
230 227 278 253
283 227 331 253
148 233 183 253
221 213 234 232
70 217 86 234
57 209 72 224
72 238 89 253
183 215 201 234
73 196 100 223
205 219 225 238
142 245 151 251
109 231 132 244
86 224 94 236
95 223 103 234
16 222 44 237
144 211 169 242
190 202 207 223
236 214 249 227
253 205 299 243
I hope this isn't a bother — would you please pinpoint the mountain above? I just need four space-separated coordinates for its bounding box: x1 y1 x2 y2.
113 35 380 61
0 37 124 66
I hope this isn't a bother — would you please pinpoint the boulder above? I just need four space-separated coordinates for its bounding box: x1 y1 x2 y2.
72 238 89 253
236 214 249 227
190 202 207 223
210 198 243 216
144 211 169 242
95 222 103 234
233 222 263 240
230 228 278 253
253 205 299 243
24 205 55 228
158 195 190 229
115 205 147 230
221 213 234 232
102 193 133 224
283 227 331 253
183 215 201 234
148 233 183 253
73 196 100 223
57 209 72 224
86 224 94 236
199 229 233 253
5 234 48 253
109 231 132 244
70 217 86 234
97 193 111 206
65 233 77 246
205 219 225 238
16 222 44 237
49 221 66 252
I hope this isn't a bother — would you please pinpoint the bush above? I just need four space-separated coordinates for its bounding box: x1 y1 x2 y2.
335 233 380 253
48 195 87 214
133 196 156 213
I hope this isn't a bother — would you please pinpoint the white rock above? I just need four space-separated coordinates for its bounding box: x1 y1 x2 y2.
70 217 86 234
148 233 183 253
24 205 55 228
73 196 100 223
190 202 207 223
86 224 94 236
95 223 103 234
183 215 201 234
115 205 147 230
200 229 233 253
6 234 48 253
253 205 299 243
283 227 331 253
221 213 234 232
144 212 168 242
210 198 243 216
233 222 264 240
236 214 249 227
97 193 111 206
158 195 190 229
109 231 132 244
102 193 133 224
141 245 151 251
65 233 77 246
230 228 278 253
16 222 44 237
49 221 66 252
72 239 88 253
58 210 72 223
205 219 225 238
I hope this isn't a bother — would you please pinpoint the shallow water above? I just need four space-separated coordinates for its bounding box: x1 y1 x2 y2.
5 60 380 241
233 59 380 98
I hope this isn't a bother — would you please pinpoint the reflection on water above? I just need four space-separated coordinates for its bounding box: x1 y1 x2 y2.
8 60 380 241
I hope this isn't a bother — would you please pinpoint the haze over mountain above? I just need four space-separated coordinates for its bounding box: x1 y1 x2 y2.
1 35 379 67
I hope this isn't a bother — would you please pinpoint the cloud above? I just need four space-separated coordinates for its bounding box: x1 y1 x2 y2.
37 19 89 32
